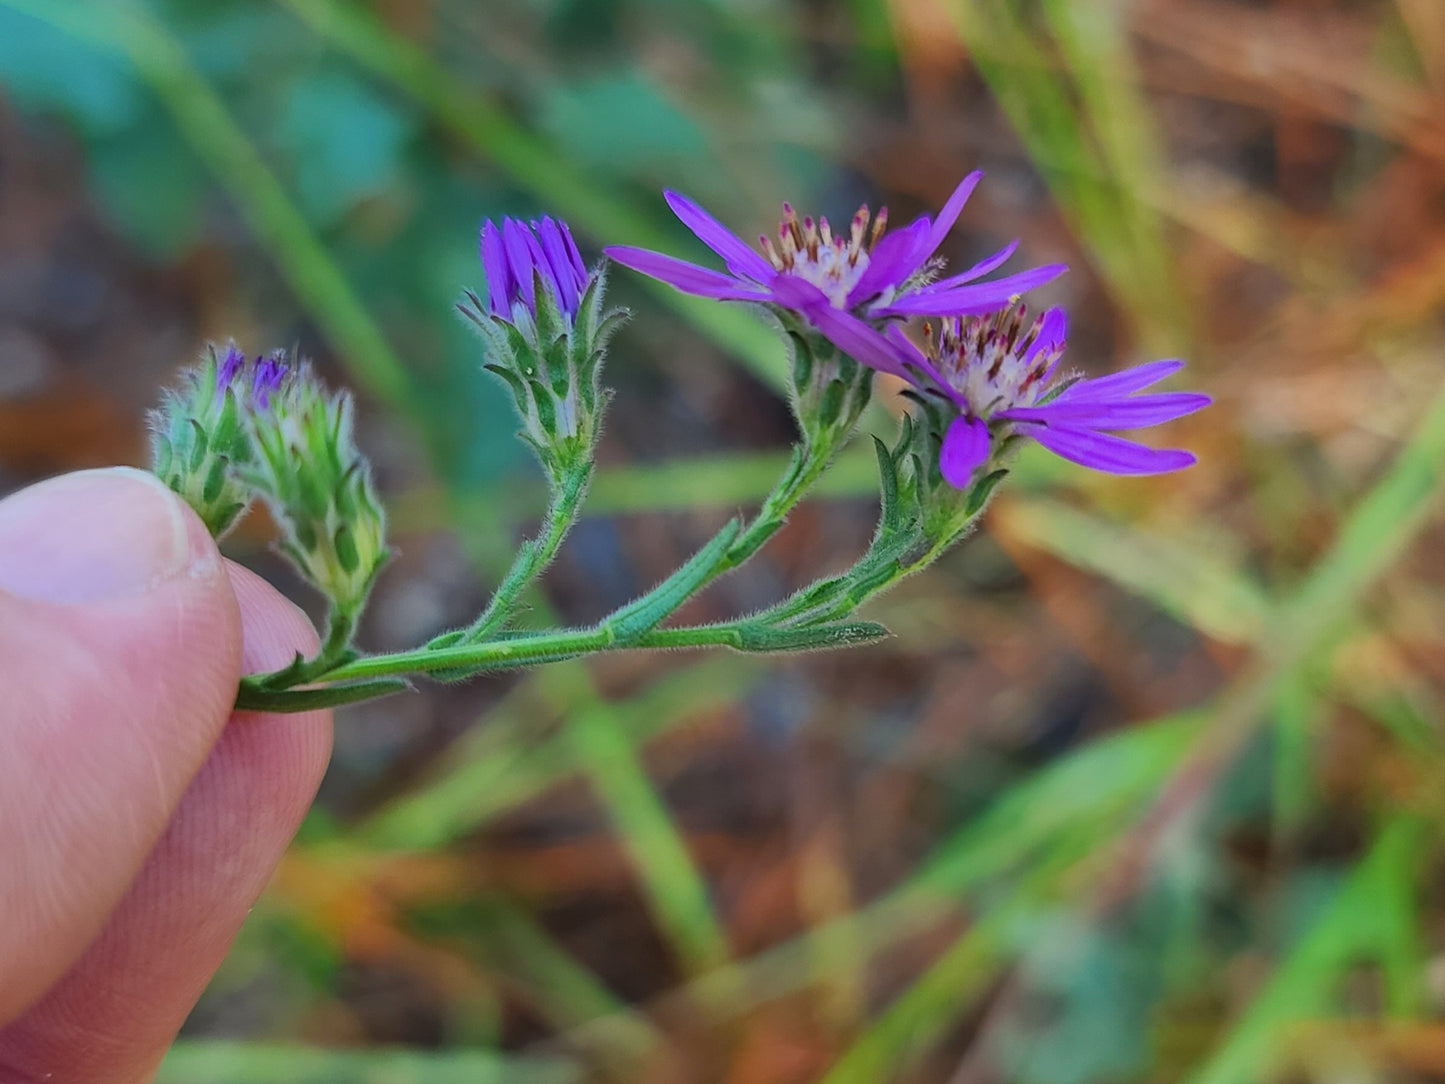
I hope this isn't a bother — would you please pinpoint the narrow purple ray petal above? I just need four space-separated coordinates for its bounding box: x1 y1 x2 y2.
1024 423 1198 475
796 296 912 376
1002 392 1212 430
664 190 774 282
939 414 992 489
605 246 773 301
883 325 963 405
536 216 581 316
502 218 538 315
848 219 931 305
921 171 984 266
559 219 587 283
1056 359 1186 402
480 220 513 317
879 263 1068 317
925 239 1021 292
1022 306 1069 368
767 274 831 309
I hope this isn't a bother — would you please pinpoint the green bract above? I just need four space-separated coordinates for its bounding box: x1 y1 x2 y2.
244 364 390 622
148 343 255 538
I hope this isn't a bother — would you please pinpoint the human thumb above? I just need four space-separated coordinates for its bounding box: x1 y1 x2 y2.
0 467 243 1024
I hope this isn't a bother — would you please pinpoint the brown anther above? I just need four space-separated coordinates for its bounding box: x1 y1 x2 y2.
760 235 784 270
819 216 833 246
850 207 868 248
868 206 889 249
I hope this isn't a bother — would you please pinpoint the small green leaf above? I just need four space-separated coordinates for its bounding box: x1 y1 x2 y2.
605 519 741 640
235 676 412 714
734 621 890 652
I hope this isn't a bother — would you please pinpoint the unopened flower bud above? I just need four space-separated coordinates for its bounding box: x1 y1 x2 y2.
462 216 626 482
244 358 389 617
150 341 278 537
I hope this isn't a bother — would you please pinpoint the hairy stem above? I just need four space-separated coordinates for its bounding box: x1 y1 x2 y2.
448 462 592 645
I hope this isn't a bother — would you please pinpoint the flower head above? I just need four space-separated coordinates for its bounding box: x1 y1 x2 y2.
466 214 625 482
893 304 1211 488
481 215 591 322
605 173 1066 372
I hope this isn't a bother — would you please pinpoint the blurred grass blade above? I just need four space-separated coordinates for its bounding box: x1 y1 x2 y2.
274 0 787 391
358 656 759 849
995 498 1269 646
941 0 1188 348
472 899 667 1072
577 710 1209 1039
0 0 414 408
820 839 1092 1083
158 1041 581 1084
1270 672 1317 841
1184 815 1427 1084
568 701 733 976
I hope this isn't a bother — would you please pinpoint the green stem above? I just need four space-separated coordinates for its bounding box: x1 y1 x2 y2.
446 463 592 645
717 437 834 573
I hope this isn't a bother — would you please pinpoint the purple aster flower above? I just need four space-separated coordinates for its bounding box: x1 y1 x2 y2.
891 304 1210 488
604 173 1067 371
481 215 590 322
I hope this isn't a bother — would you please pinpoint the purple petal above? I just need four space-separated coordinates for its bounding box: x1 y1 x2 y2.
1057 359 1186 402
1024 423 1198 475
921 171 984 266
939 414 992 489
847 219 931 305
1002 392 1211 430
502 218 538 314
1022 307 1069 368
536 216 583 316
926 239 1021 291
883 325 963 405
557 218 587 283
664 189 774 282
784 288 912 376
605 246 773 301
480 220 513 317
879 263 1068 317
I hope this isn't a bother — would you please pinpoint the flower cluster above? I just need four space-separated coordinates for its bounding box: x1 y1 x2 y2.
606 173 1208 496
140 173 1216 715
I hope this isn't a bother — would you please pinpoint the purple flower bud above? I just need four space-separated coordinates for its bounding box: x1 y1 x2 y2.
216 342 246 389
480 215 592 321
250 353 291 410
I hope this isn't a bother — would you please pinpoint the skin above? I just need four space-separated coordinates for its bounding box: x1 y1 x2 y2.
0 469 333 1081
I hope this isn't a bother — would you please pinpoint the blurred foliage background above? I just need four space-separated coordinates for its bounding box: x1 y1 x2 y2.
3 0 1445 1080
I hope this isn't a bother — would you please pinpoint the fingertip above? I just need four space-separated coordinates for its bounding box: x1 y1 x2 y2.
0 472 243 1024
0 563 334 1077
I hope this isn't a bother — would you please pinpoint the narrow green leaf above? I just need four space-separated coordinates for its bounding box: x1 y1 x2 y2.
604 518 741 640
